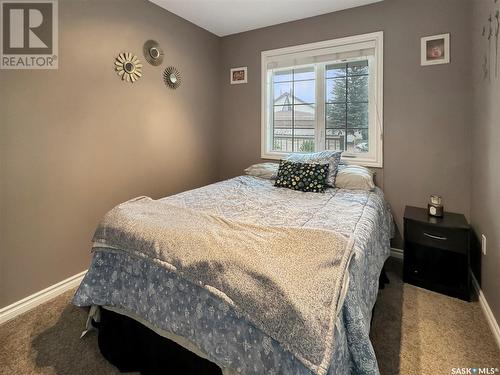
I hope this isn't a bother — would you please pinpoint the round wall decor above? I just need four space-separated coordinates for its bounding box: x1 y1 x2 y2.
163 66 181 89
143 40 164 66
115 52 142 83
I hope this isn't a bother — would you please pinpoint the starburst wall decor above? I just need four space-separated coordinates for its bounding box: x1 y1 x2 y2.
114 52 143 83
163 66 181 89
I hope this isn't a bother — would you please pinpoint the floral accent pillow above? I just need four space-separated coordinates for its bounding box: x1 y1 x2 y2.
285 151 342 187
274 160 330 193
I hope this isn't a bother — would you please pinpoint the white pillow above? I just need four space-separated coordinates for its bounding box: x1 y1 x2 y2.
335 165 375 191
244 163 279 179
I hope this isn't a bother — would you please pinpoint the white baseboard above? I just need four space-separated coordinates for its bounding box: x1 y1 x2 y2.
0 270 87 325
390 247 404 259
471 273 500 350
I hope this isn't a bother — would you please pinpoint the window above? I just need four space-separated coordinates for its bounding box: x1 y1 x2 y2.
261 32 383 167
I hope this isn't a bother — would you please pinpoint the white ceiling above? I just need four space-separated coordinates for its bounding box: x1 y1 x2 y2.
149 0 383 37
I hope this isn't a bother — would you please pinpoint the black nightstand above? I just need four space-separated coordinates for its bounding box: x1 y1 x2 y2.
403 206 471 301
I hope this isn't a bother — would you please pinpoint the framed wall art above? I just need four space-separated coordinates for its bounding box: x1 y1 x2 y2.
230 66 247 84
421 33 450 66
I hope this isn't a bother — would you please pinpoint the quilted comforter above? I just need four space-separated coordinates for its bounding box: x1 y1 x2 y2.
73 175 393 375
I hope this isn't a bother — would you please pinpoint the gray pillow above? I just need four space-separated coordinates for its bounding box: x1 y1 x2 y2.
335 165 375 191
285 151 342 186
244 163 279 179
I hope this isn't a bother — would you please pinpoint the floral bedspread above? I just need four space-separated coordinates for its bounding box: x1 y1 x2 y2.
73 176 393 375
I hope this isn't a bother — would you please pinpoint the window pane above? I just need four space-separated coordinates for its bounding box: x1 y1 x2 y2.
293 80 315 104
272 65 316 153
326 103 346 128
325 61 369 152
325 129 346 151
348 60 369 76
293 66 315 81
347 102 368 128
273 136 293 152
347 75 368 102
273 106 292 129
294 104 315 128
326 78 346 103
347 129 369 153
274 69 293 82
294 126 315 152
274 82 292 101
326 63 347 78
294 104 315 152
273 105 292 152
295 137 315 152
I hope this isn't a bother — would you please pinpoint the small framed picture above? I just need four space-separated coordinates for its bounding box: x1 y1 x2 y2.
230 67 247 84
421 33 450 66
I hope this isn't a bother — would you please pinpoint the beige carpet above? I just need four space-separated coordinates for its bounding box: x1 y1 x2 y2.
371 258 499 374
0 258 498 375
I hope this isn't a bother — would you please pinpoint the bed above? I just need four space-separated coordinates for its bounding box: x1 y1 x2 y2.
73 175 393 375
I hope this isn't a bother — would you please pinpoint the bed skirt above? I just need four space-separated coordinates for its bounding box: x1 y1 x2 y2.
96 308 222 375
90 266 389 375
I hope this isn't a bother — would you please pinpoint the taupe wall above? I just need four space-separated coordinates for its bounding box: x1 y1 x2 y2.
0 0 484 314
0 0 221 307
471 0 500 324
218 0 473 242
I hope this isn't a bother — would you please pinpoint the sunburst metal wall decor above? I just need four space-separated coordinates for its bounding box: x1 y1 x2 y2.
163 66 181 89
115 52 143 83
143 40 164 66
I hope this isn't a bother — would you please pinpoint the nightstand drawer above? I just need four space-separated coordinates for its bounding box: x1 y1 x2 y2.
405 220 468 253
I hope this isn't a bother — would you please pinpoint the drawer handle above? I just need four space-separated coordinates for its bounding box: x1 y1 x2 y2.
423 232 448 241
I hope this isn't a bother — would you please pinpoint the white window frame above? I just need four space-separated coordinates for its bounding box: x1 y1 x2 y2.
261 31 384 167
